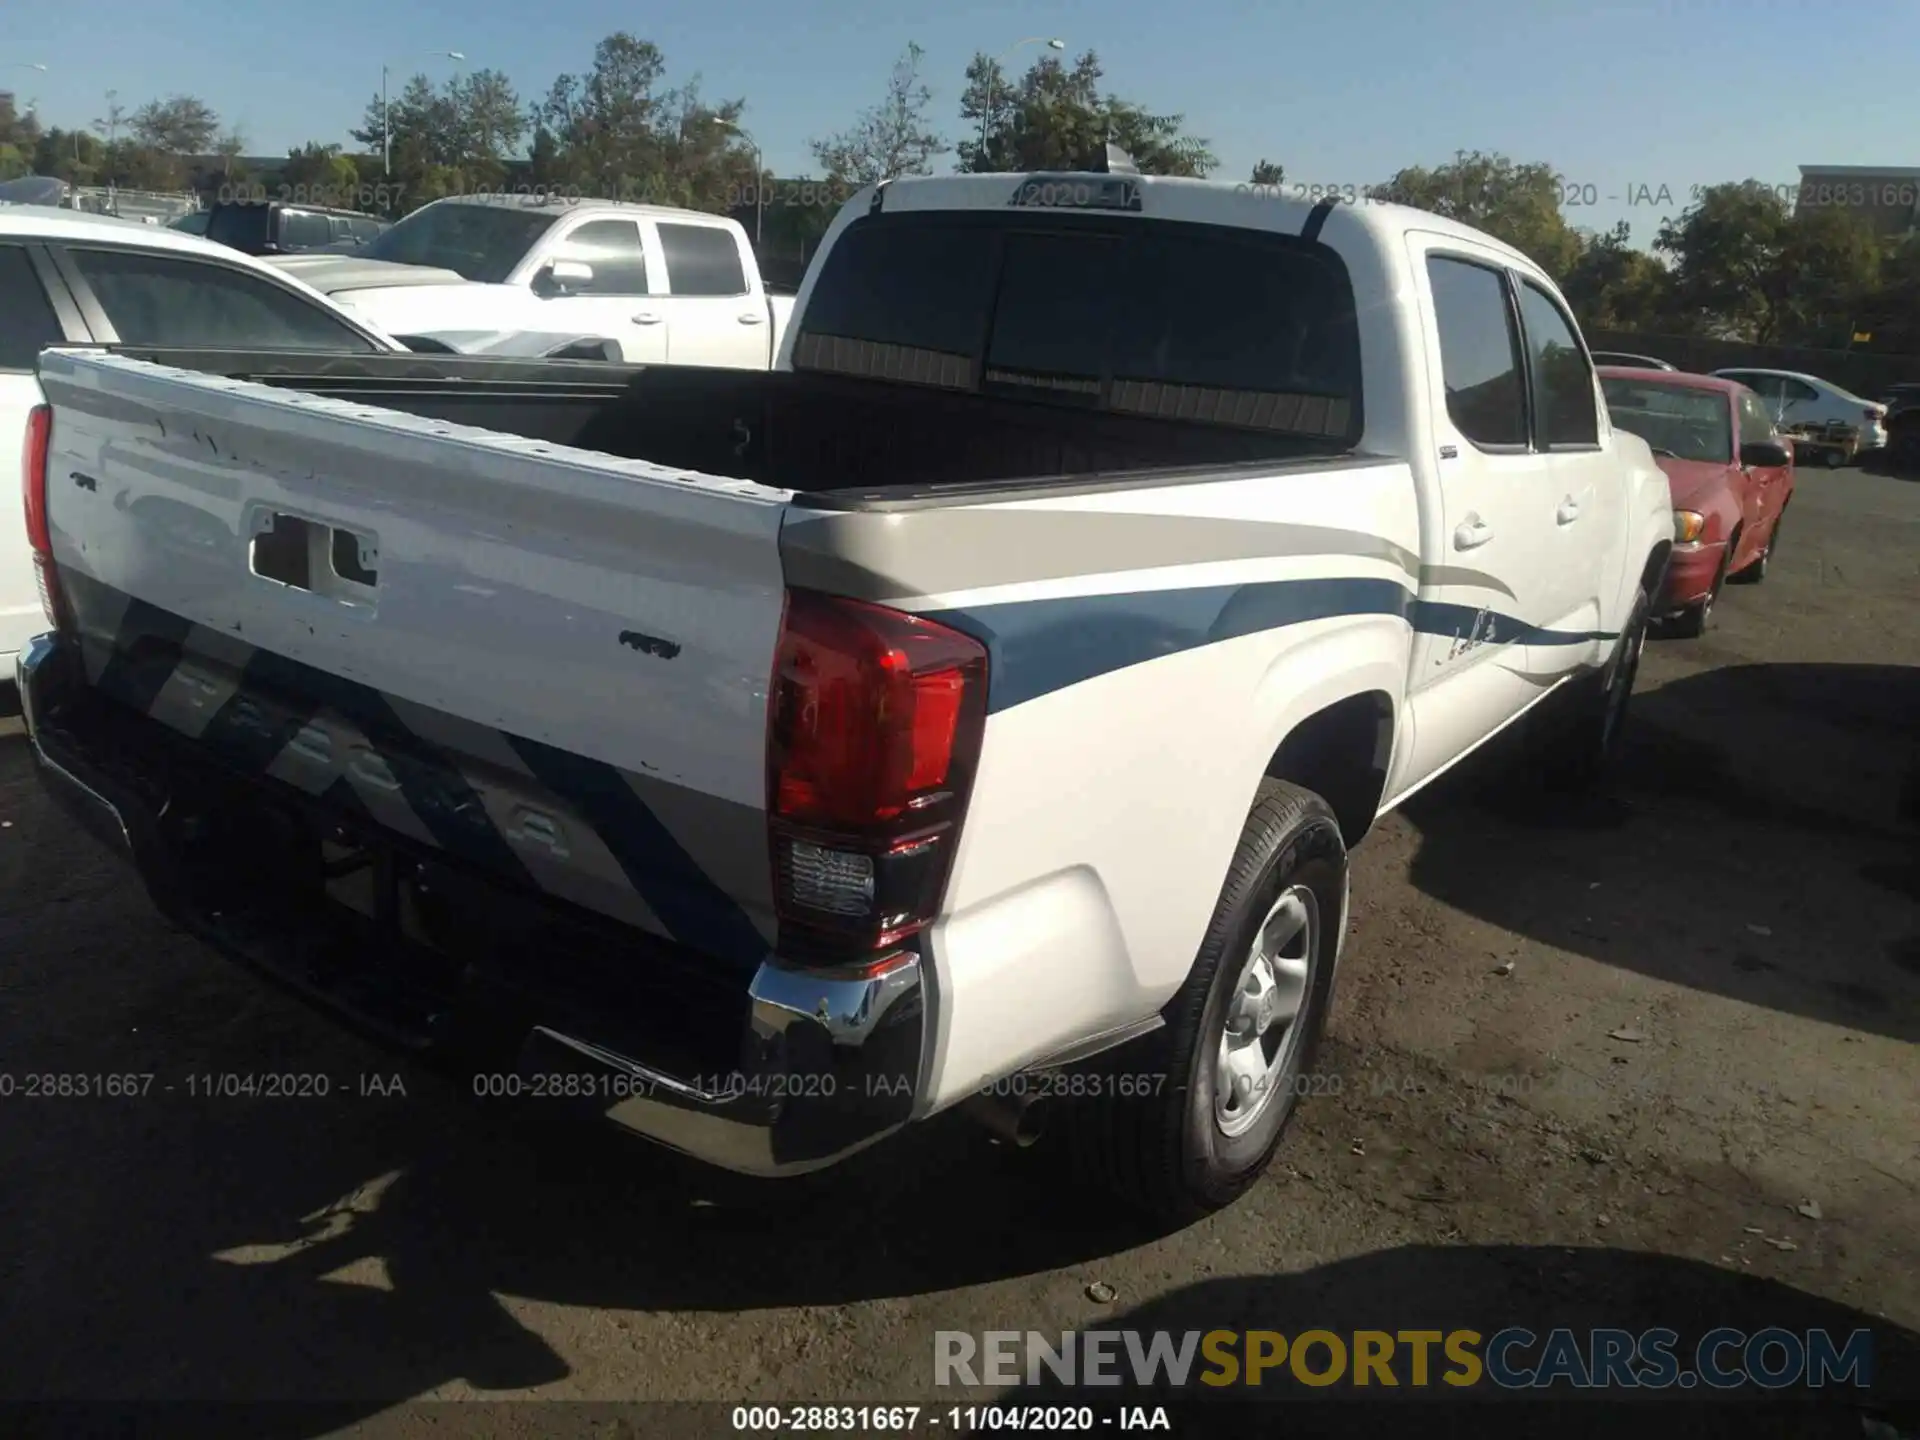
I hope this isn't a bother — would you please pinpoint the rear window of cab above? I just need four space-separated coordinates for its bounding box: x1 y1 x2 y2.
793 213 1362 442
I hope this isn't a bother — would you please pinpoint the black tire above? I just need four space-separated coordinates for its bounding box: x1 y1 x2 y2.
1534 585 1650 791
1729 512 1780 584
1065 778 1347 1226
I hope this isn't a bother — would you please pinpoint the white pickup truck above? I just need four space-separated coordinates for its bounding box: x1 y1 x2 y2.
18 170 1673 1221
269 195 795 369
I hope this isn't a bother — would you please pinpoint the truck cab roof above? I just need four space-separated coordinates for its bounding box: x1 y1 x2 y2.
861 171 1537 270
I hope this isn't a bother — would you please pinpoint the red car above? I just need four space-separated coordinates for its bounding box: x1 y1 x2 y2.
1598 367 1794 637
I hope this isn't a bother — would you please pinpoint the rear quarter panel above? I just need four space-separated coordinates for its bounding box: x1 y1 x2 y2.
782 462 1421 1110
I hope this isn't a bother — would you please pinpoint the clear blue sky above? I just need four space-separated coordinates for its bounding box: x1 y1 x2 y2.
7 0 1915 246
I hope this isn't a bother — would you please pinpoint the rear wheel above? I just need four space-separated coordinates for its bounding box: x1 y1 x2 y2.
1534 585 1649 790
1066 778 1346 1226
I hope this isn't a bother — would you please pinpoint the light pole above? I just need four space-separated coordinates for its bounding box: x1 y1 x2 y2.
980 37 1064 164
383 49 465 178
104 88 117 194
7 63 47 128
714 116 762 250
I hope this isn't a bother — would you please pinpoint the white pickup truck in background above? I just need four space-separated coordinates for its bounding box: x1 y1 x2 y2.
270 195 795 369
19 169 1673 1222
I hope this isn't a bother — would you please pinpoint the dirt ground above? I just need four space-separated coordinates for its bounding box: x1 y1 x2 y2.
0 463 1915 1436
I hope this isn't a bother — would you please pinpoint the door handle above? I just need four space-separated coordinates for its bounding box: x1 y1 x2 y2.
736 311 765 325
1453 516 1494 550
1557 496 1582 524
631 312 662 325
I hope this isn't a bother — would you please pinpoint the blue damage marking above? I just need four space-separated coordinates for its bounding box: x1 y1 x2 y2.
91 597 195 717
1412 599 1619 649
924 577 1414 714
506 736 770 970
84 580 768 966
924 578 1620 713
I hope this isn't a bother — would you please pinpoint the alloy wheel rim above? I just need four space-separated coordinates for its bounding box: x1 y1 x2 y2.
1213 886 1319 1138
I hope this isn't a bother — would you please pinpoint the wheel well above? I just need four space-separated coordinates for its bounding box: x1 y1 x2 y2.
1640 542 1672 599
1264 691 1393 848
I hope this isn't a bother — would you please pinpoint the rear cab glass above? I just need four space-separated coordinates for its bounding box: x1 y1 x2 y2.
792 213 1362 441
204 204 273 252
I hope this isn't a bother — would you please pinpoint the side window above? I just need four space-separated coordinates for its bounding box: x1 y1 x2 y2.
549 220 649 295
65 247 378 352
656 223 748 297
0 245 67 369
1783 377 1820 402
1426 255 1527 448
1516 280 1599 447
278 208 334 250
1737 393 1776 447
1742 375 1783 401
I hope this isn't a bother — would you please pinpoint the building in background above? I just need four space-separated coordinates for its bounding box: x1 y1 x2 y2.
1797 165 1920 238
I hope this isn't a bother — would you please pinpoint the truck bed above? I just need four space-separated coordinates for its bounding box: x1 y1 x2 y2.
99 346 1352 503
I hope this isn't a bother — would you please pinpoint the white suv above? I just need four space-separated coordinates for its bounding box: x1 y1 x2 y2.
0 205 404 673
1712 367 1888 453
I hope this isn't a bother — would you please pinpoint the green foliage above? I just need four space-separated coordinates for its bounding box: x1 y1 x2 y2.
1376 150 1583 279
955 50 1215 177
1653 182 1881 344
1561 221 1673 331
531 34 756 208
1249 159 1284 187
810 43 943 188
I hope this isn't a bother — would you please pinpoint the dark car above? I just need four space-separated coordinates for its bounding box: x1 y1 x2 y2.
1880 381 1920 468
202 201 390 257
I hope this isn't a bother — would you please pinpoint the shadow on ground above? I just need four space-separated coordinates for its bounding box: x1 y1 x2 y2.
1401 663 1920 1042
0 1036 1145 1416
1009 1245 1920 1438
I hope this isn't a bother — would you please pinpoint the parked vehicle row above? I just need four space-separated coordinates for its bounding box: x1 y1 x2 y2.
267 195 794 369
15 167 1675 1222
172 200 391 256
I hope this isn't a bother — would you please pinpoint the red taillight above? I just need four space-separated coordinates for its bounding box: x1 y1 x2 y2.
767 590 989 958
22 404 50 558
20 403 65 631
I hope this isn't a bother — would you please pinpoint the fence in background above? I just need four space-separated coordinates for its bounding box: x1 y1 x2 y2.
1589 329 1920 398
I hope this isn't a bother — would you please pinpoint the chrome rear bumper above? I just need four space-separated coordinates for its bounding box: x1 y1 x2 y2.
17 630 925 1177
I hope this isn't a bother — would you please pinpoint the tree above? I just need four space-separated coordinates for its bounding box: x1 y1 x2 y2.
1655 182 1793 340
536 34 754 210
281 141 358 196
1249 159 1284 187
131 95 220 156
213 128 248 180
1560 221 1674 332
32 127 104 186
1860 234 1920 354
810 43 943 188
1376 150 1583 279
1772 202 1880 349
955 50 1215 177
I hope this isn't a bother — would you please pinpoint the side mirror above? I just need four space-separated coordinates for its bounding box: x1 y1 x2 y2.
536 259 593 295
1741 440 1791 469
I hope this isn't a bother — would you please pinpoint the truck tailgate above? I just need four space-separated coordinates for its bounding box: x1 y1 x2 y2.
37 350 793 968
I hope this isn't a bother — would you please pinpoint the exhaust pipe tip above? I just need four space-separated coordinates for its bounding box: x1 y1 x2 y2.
963 1089 1049 1148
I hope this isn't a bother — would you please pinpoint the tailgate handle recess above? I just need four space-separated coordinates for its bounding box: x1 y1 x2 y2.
249 511 378 604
